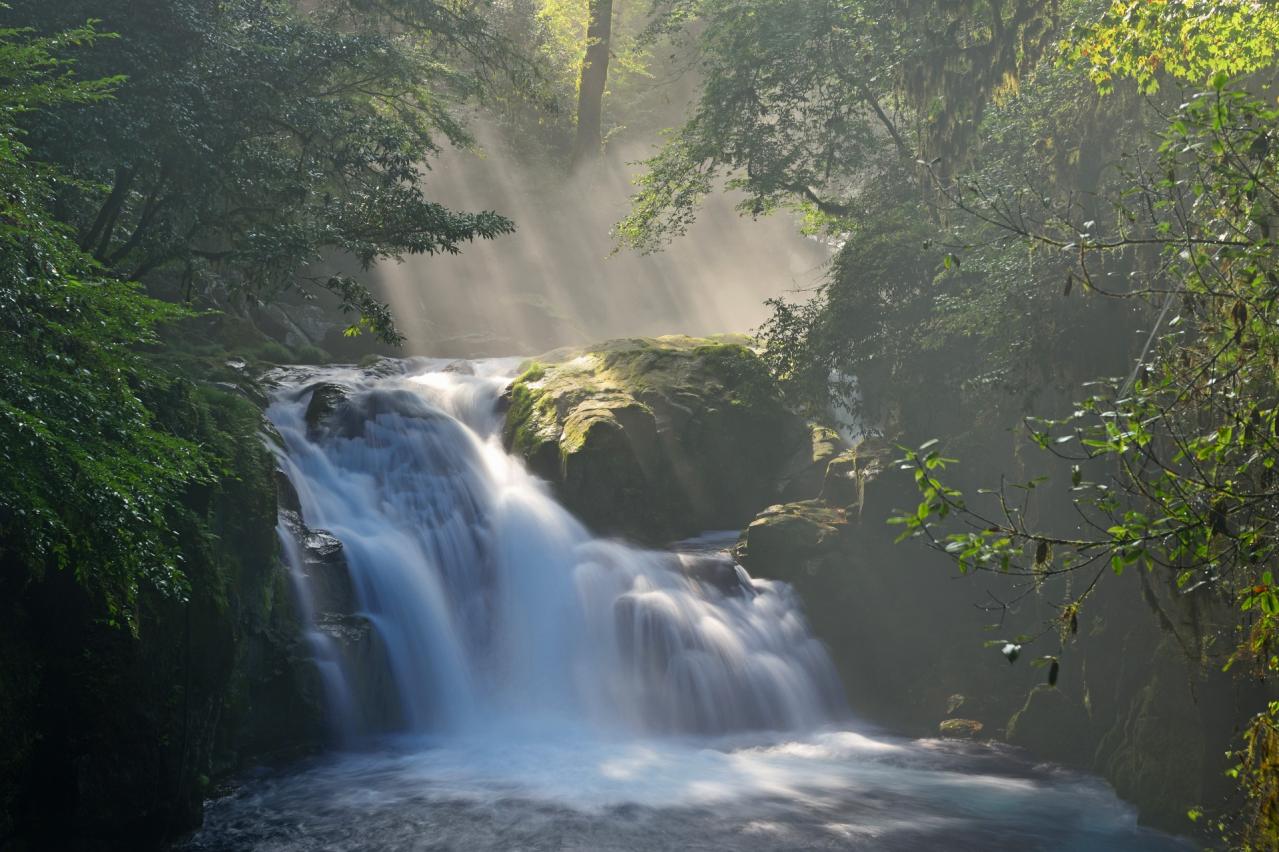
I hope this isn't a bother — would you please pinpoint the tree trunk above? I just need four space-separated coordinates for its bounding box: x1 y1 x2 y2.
571 0 613 168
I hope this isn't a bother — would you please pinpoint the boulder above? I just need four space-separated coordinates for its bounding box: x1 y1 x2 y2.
303 382 348 436
502 336 810 542
734 501 851 582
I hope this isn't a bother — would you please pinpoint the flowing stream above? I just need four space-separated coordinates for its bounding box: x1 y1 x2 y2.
183 359 1190 851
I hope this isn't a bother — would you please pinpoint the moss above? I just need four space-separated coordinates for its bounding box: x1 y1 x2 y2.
518 361 546 383
501 336 808 542
939 719 984 739
249 340 295 364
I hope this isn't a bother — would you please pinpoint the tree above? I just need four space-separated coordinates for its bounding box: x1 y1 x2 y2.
571 0 614 166
885 3 1279 844
617 0 1061 252
619 0 1279 841
11 0 520 343
0 20 206 625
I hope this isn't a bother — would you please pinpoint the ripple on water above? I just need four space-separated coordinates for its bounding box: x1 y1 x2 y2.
180 731 1194 852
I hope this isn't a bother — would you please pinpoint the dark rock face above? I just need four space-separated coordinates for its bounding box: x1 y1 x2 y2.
778 424 844 503
0 390 325 851
302 381 348 437
281 511 356 616
679 553 756 598
276 507 400 733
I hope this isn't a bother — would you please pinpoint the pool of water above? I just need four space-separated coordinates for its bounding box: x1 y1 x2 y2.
181 730 1192 851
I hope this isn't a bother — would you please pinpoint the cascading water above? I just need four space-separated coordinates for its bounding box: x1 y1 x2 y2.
269 358 844 739
183 358 1192 851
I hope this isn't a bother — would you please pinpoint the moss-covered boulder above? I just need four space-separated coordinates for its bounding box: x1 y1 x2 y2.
501 336 810 542
939 718 985 739
734 501 851 582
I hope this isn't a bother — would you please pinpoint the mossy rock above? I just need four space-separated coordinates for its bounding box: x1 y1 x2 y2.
734 500 850 583
501 336 808 542
939 718 984 740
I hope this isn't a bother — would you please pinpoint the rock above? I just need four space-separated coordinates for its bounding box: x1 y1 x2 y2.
501 336 809 542
280 510 357 615
734 501 850 582
939 718 984 739
303 382 348 436
778 423 847 501
302 529 343 561
820 449 864 508
1006 684 1093 767
680 553 755 598
314 612 374 646
442 359 476 375
820 438 900 512
275 467 301 513
262 301 339 350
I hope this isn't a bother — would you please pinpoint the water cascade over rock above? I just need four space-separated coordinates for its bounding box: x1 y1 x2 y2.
181 357 1193 851
269 358 845 739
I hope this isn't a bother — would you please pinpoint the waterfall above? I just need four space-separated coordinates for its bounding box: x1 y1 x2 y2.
185 358 1191 852
268 358 846 741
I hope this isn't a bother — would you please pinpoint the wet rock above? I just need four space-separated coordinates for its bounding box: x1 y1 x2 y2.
303 532 355 615
314 612 374 647
734 501 850 582
303 382 348 436
681 554 755 598
779 423 846 502
939 719 984 740
275 468 301 514
442 360 475 375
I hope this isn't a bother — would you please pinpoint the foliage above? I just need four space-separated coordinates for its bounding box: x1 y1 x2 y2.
10 0 517 344
622 0 1279 842
892 32 1279 852
617 0 1062 252
1067 0 1279 94
534 0 651 102
0 21 206 627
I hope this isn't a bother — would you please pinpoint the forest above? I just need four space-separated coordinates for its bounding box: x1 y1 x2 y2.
2 1 1278 850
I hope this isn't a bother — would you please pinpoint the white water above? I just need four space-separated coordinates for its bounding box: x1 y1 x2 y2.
270 358 845 738
184 358 1191 850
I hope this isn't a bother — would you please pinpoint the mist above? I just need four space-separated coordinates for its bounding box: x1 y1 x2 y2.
377 127 831 357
